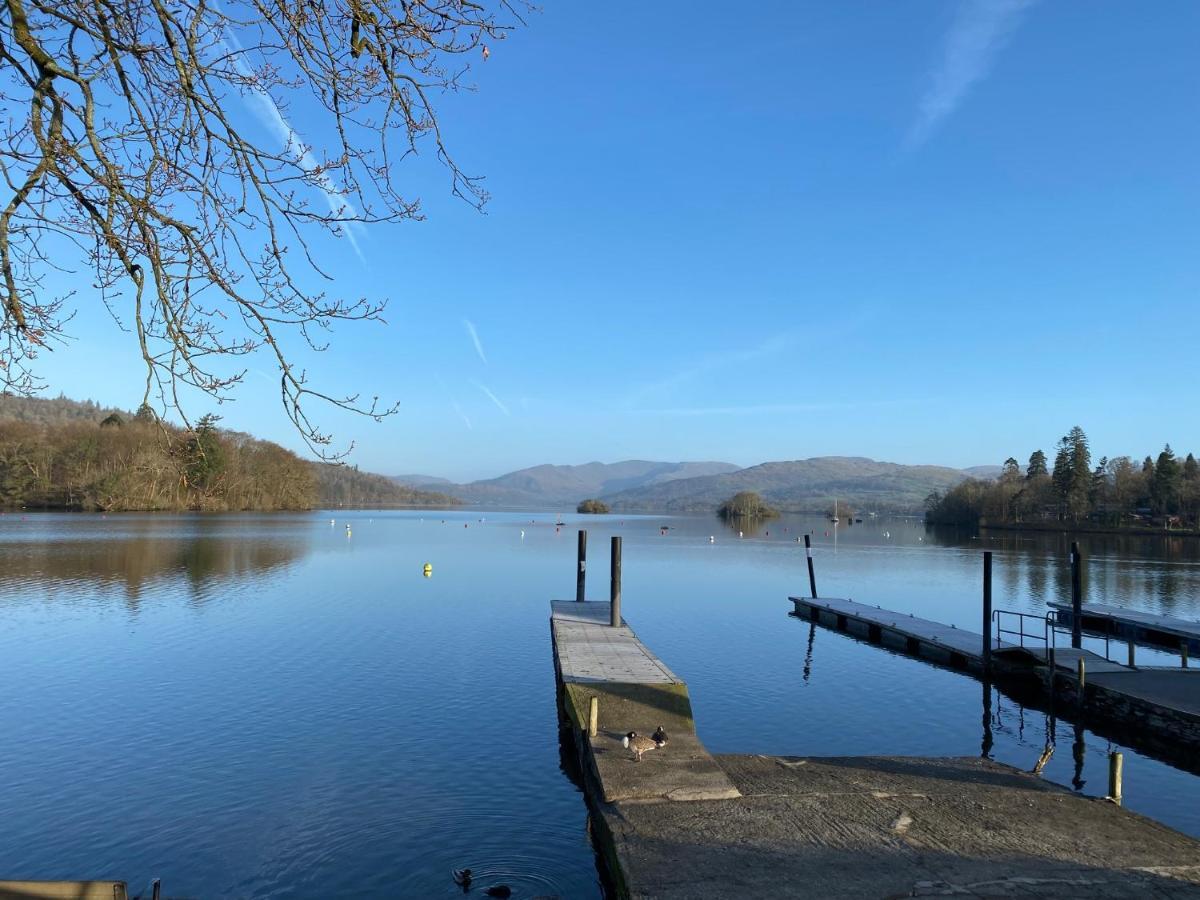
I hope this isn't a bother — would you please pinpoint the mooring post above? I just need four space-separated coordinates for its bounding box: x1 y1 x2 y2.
576 529 587 602
1183 641 1190 669
982 551 993 673
804 534 818 598
1070 541 1083 649
610 535 622 627
1128 641 1136 669
152 880 161 900
1109 751 1124 806
588 695 599 738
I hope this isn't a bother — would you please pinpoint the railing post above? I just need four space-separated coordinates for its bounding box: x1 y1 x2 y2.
576 529 587 602
610 535 622 627
1070 541 1083 650
804 534 818 598
1108 751 1123 805
982 551 993 673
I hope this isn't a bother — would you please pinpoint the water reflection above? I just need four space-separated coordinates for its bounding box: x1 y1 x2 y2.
0 518 307 606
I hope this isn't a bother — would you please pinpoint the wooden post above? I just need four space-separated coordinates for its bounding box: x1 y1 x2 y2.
1183 641 1190 669
1070 542 1083 649
804 534 818 598
982 551 993 673
588 696 599 738
1108 751 1124 805
576 530 587 602
610 535 622 627
1128 641 1136 669
1077 657 1086 693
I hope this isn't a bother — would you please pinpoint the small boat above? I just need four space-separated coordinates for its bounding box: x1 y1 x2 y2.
829 498 840 524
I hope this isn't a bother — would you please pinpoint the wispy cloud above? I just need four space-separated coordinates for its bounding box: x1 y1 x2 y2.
222 29 367 262
906 0 1036 149
473 381 510 416
624 333 797 409
451 400 473 430
462 319 488 364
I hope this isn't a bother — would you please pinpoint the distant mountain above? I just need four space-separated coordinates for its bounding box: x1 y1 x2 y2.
391 474 454 488
443 460 741 507
600 456 978 515
962 465 1004 479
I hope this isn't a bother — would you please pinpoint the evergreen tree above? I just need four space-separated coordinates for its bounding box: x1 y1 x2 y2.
1184 453 1199 482
1026 450 1048 479
1066 426 1091 520
1001 457 1021 482
1151 445 1181 516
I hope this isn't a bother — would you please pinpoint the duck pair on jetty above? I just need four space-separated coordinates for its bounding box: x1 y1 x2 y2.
622 725 668 761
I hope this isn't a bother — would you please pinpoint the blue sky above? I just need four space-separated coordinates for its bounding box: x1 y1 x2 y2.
37 1 1200 481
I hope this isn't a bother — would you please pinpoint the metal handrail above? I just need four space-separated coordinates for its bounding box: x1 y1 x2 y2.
992 609 1052 650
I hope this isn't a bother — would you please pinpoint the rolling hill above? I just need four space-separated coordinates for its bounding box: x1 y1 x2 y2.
599 456 980 514
401 460 742 508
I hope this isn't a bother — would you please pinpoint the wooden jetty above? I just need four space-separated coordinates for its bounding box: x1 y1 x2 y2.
1049 600 1200 658
790 594 1200 754
552 598 1200 898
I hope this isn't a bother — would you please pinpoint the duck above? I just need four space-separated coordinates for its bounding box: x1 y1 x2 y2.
484 887 512 899
453 869 472 890
623 731 660 761
651 725 668 747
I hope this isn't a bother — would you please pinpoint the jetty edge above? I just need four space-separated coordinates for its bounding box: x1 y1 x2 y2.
552 599 1200 899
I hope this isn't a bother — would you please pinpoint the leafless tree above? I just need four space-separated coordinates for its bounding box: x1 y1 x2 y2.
0 0 523 456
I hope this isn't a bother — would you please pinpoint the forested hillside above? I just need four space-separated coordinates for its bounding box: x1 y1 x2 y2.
0 396 456 511
925 426 1200 531
318 465 459 508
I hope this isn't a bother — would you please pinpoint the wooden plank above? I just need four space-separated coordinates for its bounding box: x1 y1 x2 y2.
0 883 127 900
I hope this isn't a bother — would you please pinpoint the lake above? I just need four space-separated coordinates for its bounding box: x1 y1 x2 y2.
2 510 1199 898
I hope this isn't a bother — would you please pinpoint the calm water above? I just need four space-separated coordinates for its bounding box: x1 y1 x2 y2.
2 510 1199 898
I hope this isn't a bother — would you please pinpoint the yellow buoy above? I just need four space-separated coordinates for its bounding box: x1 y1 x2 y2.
423 563 433 577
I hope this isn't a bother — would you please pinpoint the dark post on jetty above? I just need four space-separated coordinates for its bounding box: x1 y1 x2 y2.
576 530 587 602
610 535 622 627
982 551 993 673
804 534 818 598
1071 541 1083 649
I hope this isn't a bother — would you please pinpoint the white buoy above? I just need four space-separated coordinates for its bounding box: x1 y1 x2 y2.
739 531 744 538
330 518 335 526
521 530 526 539
709 535 715 543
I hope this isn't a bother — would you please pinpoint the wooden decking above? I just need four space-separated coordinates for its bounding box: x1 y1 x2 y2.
789 595 1200 753
1049 600 1200 655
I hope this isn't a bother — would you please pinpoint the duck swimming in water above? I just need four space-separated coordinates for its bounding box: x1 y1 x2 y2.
623 731 661 761
452 869 472 890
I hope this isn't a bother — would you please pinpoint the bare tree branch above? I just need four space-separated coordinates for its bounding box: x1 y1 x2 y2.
0 0 526 457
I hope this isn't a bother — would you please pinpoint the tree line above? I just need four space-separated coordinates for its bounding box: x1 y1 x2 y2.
0 396 458 511
925 426 1200 531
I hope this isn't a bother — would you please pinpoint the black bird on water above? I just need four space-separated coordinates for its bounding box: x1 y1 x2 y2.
452 869 472 891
